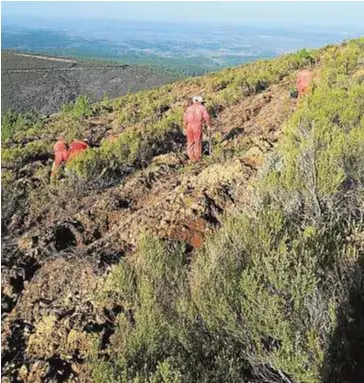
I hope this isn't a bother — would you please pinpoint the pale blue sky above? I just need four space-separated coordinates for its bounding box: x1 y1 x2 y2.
2 1 364 28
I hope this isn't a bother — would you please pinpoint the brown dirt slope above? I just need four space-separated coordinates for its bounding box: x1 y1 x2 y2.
1 53 309 382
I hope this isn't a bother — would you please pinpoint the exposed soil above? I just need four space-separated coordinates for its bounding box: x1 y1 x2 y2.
1 74 298 382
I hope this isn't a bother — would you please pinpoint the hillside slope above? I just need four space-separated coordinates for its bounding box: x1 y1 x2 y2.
2 39 364 383
1 51 176 116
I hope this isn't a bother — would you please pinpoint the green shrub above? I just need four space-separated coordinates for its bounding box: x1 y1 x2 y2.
1 110 44 142
1 170 16 188
1 110 19 141
294 48 316 66
91 235 189 382
266 54 364 209
1 141 51 167
66 107 183 182
62 95 93 119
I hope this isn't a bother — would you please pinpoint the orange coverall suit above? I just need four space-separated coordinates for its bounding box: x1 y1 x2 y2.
51 139 68 177
184 104 210 161
67 140 89 162
297 69 313 99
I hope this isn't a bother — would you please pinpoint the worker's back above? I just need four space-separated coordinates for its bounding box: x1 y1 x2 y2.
184 104 210 129
54 139 68 156
297 69 313 97
67 140 89 162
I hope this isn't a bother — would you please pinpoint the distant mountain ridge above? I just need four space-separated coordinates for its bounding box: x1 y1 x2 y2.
1 51 176 116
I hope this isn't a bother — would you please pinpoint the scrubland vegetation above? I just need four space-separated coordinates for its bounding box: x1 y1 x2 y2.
81 39 364 383
2 39 364 382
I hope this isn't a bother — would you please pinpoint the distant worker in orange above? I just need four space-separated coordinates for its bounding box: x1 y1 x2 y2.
67 138 90 162
184 96 211 162
296 69 313 99
51 136 68 179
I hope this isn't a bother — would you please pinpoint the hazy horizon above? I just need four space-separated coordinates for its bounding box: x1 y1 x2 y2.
2 1 364 30
2 1 363 80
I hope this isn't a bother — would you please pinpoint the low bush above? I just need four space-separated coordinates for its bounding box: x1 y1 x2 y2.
1 110 44 142
1 141 51 167
66 108 184 182
89 38 364 382
62 95 93 119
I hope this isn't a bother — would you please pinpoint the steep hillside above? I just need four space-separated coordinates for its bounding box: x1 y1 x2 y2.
2 39 364 383
1 51 176 116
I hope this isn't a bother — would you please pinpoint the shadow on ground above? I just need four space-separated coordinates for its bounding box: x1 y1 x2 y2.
322 255 364 383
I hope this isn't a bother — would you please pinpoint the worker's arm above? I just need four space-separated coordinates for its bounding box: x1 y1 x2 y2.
50 156 62 178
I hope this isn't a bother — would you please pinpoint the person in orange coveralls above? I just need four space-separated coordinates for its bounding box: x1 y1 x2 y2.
51 136 69 179
297 69 313 99
183 96 211 162
67 138 90 162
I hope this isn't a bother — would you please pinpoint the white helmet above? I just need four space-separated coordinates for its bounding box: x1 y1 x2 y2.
192 96 203 103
